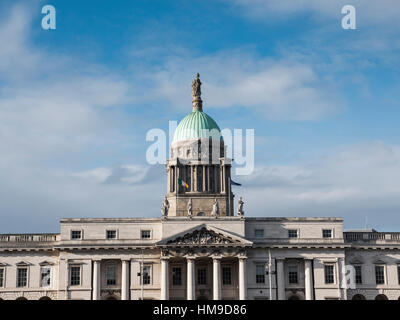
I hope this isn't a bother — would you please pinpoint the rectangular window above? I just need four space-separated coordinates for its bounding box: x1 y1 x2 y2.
106 230 117 239
142 266 151 285
222 267 232 285
70 266 81 286
40 267 51 287
398 265 400 285
256 264 265 284
17 268 28 287
255 229 264 238
197 267 207 285
172 267 182 286
71 230 82 240
324 265 334 284
288 229 298 238
354 265 362 284
106 265 116 286
375 266 385 285
0 268 4 287
322 229 332 238
141 230 151 239
288 266 298 284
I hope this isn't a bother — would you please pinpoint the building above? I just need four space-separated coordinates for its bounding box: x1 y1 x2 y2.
0 75 399 300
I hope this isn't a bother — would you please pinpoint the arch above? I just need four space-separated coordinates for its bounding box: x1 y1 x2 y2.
196 212 205 216
288 295 300 300
352 294 366 300
196 295 208 300
105 295 118 300
375 294 388 300
16 297 28 301
39 296 51 301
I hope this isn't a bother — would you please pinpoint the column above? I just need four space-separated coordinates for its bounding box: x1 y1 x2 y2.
338 258 347 300
213 257 221 300
160 258 169 300
304 259 314 300
238 257 247 300
276 259 285 300
92 260 101 300
190 166 194 192
203 165 206 191
186 257 195 300
121 260 130 300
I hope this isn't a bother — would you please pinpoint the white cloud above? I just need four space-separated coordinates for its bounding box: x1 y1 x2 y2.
146 51 341 121
234 141 400 230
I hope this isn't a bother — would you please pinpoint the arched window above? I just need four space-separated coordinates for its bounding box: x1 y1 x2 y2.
39 296 51 300
352 294 366 300
375 294 388 300
16 297 28 301
288 295 299 300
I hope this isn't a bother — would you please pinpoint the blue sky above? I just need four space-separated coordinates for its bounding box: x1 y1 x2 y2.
0 0 400 233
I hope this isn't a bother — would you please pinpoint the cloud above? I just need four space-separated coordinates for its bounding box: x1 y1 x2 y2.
144 51 342 121
233 141 400 230
227 0 400 27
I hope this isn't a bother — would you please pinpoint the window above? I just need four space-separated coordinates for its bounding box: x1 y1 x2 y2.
222 267 232 285
288 229 298 238
254 229 264 238
0 268 4 287
256 264 265 284
375 266 385 285
71 230 82 240
106 265 116 286
398 265 400 285
288 266 298 284
142 266 151 285
322 229 332 238
172 267 182 286
141 230 151 239
17 268 28 287
197 267 207 285
324 265 334 284
106 230 117 239
354 265 362 284
70 266 81 286
40 267 51 287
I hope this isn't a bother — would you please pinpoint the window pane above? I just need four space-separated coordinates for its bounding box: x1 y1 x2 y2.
354 265 362 284
322 230 332 238
288 266 298 284
17 268 27 287
255 229 264 238
70 266 81 286
141 230 151 239
197 268 206 285
375 266 385 284
222 267 231 285
288 230 298 238
172 267 182 286
106 230 116 239
324 265 334 284
0 268 4 287
71 231 82 239
256 264 265 284
143 266 151 285
106 265 116 285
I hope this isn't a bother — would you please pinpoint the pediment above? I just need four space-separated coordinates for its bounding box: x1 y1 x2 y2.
39 260 54 266
16 261 31 266
157 224 252 247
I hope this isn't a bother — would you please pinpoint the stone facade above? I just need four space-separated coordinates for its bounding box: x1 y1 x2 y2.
0 218 399 300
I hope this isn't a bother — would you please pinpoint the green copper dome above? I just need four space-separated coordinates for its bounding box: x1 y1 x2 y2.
172 110 222 143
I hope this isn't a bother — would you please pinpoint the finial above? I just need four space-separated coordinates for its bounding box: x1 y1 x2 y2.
191 73 202 111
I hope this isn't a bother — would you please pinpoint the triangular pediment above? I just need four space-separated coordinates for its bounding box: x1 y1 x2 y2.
157 224 252 246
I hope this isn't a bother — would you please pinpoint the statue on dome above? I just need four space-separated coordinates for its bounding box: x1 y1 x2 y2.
237 197 244 216
161 196 170 217
211 198 219 217
192 73 202 99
